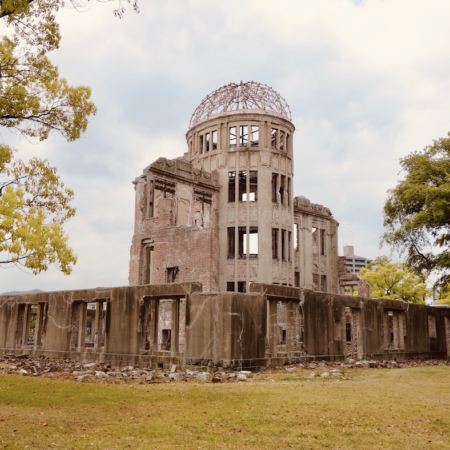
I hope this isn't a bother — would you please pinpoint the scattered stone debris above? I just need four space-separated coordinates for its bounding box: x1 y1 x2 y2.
0 354 449 385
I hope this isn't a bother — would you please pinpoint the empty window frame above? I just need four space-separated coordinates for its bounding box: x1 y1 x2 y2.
272 173 278 203
248 227 258 258
250 125 259 147
346 322 352 342
294 223 299 251
295 271 300 288
161 329 171 351
312 227 318 254
228 171 236 202
271 128 278 149
200 135 204 154
205 133 210 153
320 275 326 292
237 281 246 293
227 227 235 258
388 311 394 343
145 246 153 284
212 130 218 150
287 178 291 207
279 175 285 206
227 282 235 292
272 228 279 259
281 230 286 261
288 231 292 261
238 171 247 201
239 125 248 147
166 267 179 283
238 226 246 258
321 229 326 256
249 171 257 201
229 126 237 148
279 130 285 152
286 133 290 153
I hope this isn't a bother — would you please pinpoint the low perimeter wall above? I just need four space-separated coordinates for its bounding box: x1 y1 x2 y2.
0 283 449 371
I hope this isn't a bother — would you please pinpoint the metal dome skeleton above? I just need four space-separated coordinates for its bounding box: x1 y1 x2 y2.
189 81 292 128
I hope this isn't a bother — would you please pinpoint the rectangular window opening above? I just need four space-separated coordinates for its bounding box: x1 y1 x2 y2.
249 227 258 258
321 229 325 256
148 179 154 218
295 271 300 288
271 128 278 149
287 178 291 207
145 246 153 284
161 329 171 351
237 281 246 293
272 173 278 203
227 282 235 292
200 135 204 154
239 125 248 147
229 127 236 148
205 132 210 153
288 231 292 261
282 230 286 261
238 226 246 258
228 171 236 202
166 267 179 283
249 171 257 202
272 228 278 259
294 223 299 251
227 227 235 259
321 275 326 292
238 170 247 201
279 130 285 152
286 134 290 153
346 323 352 342
279 175 285 206
250 125 259 147
312 227 318 254
212 130 217 151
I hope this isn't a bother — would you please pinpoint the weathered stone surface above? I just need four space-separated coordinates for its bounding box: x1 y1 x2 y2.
237 374 247 382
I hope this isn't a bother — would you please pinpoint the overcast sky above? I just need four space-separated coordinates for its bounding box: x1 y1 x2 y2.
2 0 450 293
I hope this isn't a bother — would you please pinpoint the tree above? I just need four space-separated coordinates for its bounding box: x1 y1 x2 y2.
358 256 430 304
0 0 138 274
0 144 76 273
382 133 450 289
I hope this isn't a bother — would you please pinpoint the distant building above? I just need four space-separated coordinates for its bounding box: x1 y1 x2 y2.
343 246 372 274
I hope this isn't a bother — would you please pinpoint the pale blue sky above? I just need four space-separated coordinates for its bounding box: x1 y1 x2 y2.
2 0 450 292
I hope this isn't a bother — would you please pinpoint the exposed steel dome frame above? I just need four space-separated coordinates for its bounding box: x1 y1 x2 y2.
189 81 292 128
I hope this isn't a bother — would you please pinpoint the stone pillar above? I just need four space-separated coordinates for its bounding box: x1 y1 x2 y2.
398 312 405 350
286 301 295 353
149 298 159 352
22 305 31 346
269 299 278 357
78 303 86 349
171 298 180 354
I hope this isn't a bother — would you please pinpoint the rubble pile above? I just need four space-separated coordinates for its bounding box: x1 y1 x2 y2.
0 354 448 384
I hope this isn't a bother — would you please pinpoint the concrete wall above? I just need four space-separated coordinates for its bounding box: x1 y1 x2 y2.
1 283 448 370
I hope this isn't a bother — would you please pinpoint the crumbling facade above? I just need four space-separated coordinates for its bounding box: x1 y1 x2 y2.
1 82 449 369
129 82 339 293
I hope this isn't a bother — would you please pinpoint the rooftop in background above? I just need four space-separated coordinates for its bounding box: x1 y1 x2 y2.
189 81 292 128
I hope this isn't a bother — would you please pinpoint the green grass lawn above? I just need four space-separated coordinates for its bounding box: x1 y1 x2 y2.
0 366 449 449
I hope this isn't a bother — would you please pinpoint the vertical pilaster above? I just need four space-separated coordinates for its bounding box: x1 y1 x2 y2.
150 298 159 352
286 301 295 353
78 303 86 349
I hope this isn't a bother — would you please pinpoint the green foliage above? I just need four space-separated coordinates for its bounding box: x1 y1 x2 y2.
0 0 139 274
358 256 430 304
382 133 450 289
0 146 77 274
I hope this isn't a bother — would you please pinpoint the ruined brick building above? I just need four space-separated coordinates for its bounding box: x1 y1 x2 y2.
129 82 339 294
1 82 450 370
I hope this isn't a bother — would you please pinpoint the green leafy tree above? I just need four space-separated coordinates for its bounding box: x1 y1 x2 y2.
1 145 76 273
358 256 430 304
382 133 450 289
0 0 138 274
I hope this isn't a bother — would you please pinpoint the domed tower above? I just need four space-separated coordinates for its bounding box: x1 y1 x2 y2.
186 82 295 291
